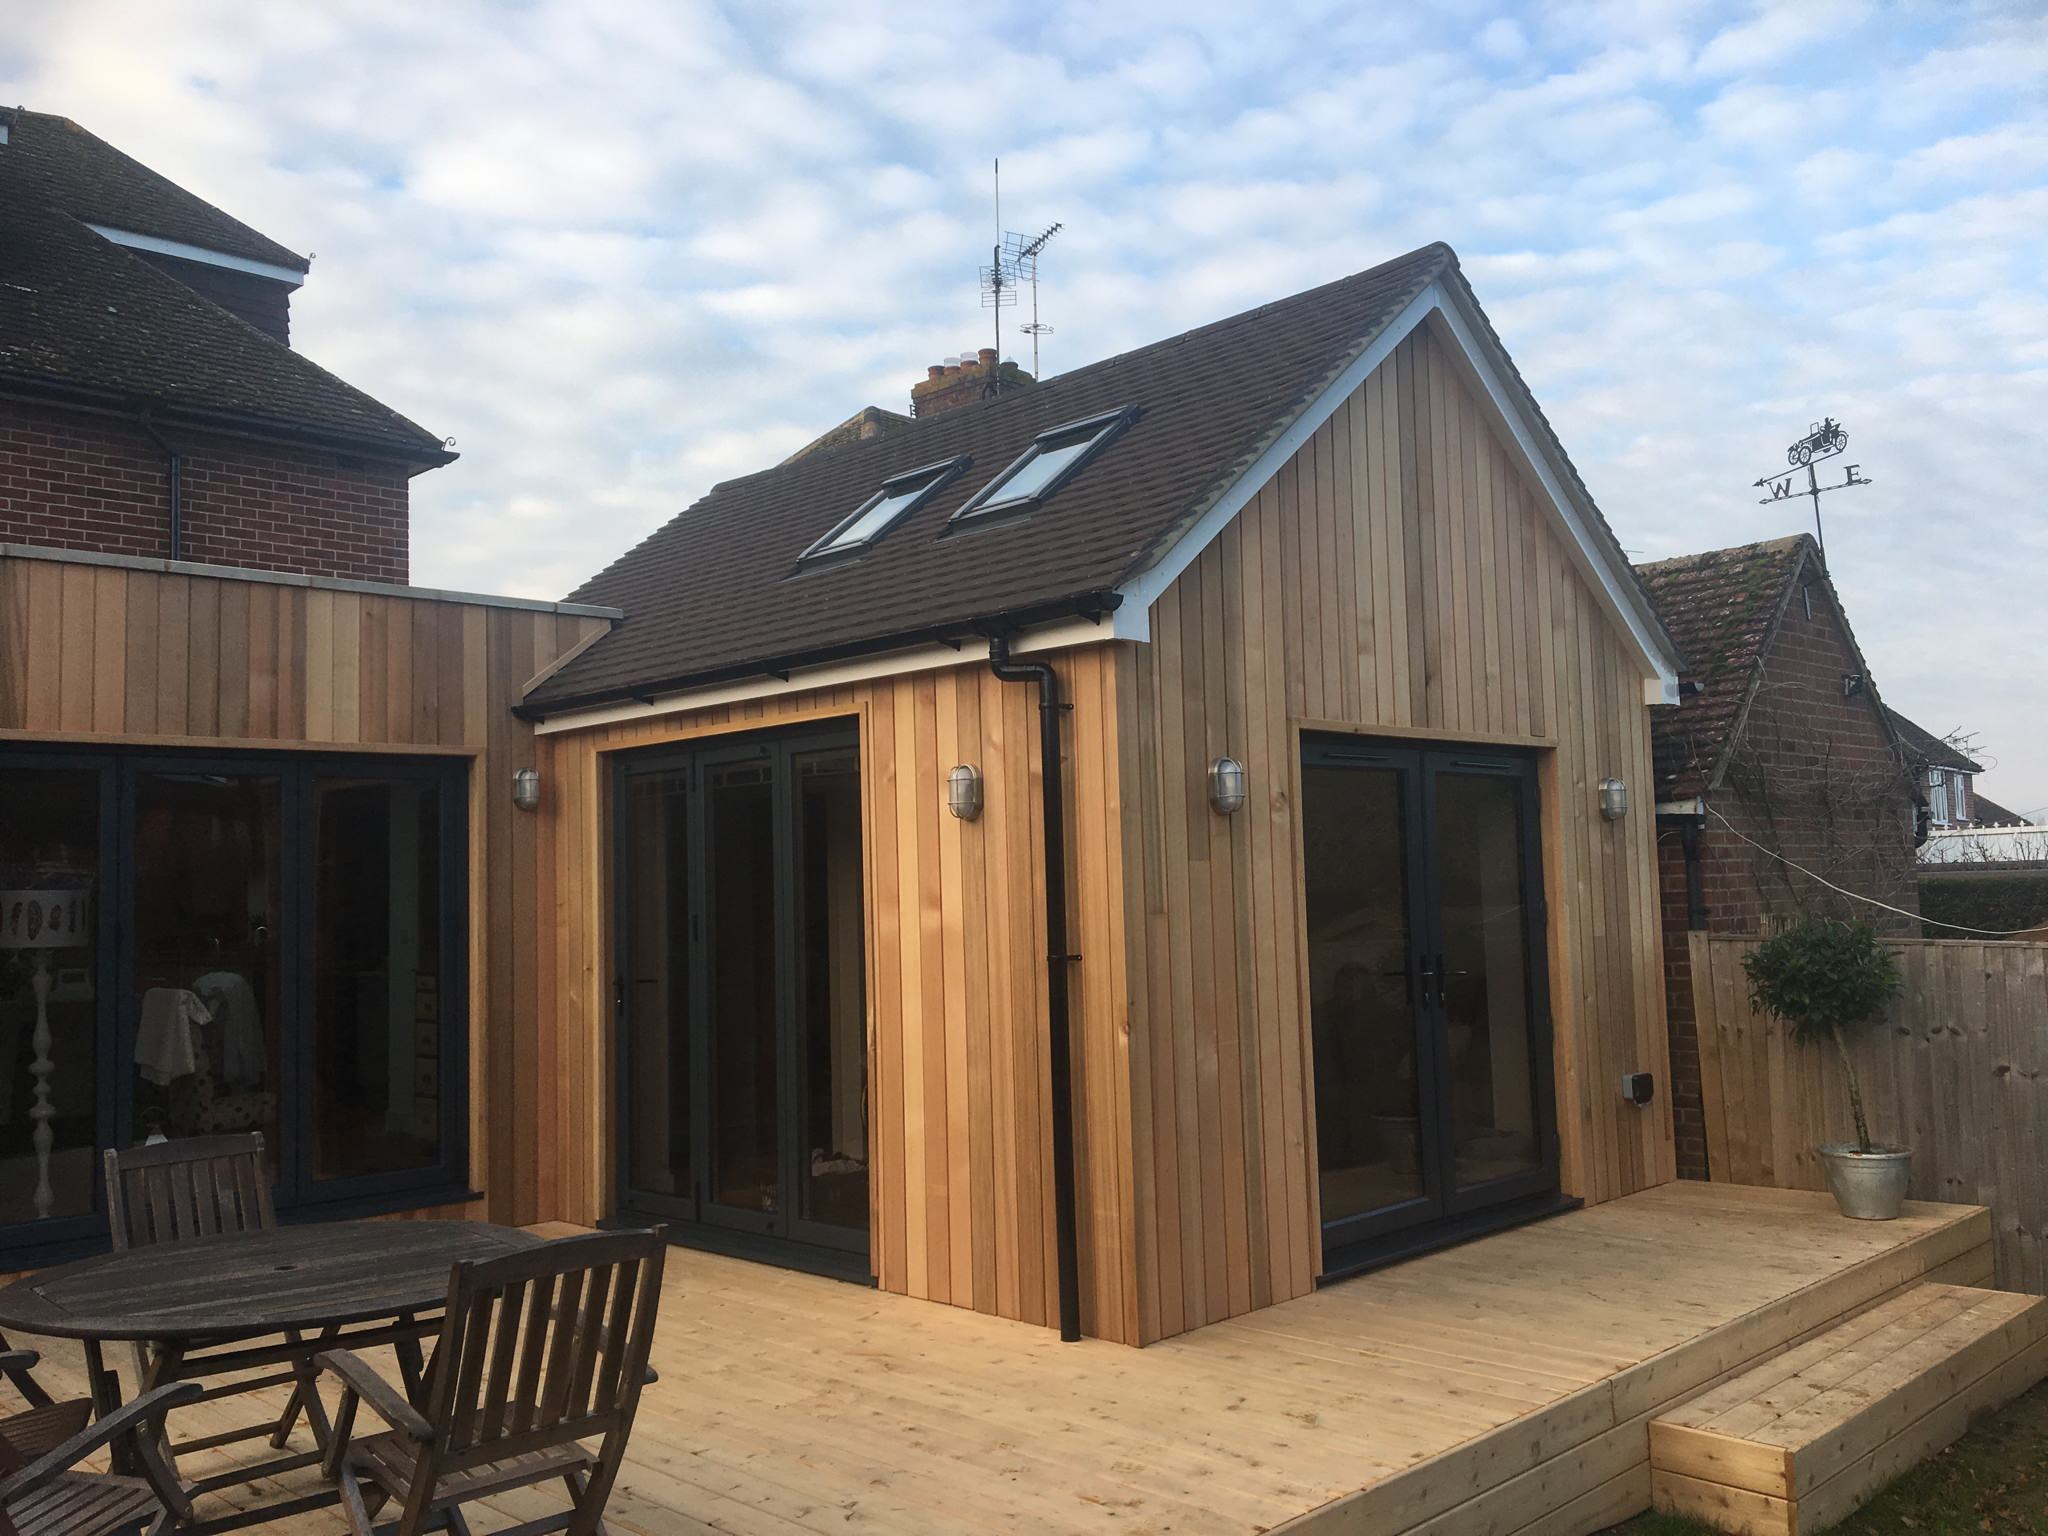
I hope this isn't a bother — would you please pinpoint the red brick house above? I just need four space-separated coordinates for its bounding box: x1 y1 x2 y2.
0 110 609 1262
0 106 455 582
1637 535 1921 1179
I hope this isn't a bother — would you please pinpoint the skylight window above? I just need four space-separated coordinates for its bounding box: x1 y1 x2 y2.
952 407 1137 523
800 457 967 564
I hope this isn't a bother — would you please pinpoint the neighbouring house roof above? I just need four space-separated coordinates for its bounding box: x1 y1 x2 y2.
782 404 913 464
1636 535 1814 800
1969 793 2028 826
1883 707 1983 775
0 107 307 273
0 117 451 465
527 242 1679 717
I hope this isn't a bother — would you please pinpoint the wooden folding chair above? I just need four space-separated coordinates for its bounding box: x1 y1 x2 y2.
0 1380 199 1536
319 1229 666 1536
0 1333 91 1471
102 1134 327 1464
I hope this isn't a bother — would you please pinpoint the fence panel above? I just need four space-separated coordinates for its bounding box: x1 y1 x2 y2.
1692 932 2048 1292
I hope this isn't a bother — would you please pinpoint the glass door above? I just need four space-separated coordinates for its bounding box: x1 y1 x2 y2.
614 724 868 1273
1302 737 1556 1271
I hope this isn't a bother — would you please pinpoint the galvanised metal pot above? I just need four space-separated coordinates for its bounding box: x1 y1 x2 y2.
1819 1144 1913 1220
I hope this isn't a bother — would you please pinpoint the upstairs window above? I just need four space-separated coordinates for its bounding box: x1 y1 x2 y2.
800 457 967 564
952 407 1137 523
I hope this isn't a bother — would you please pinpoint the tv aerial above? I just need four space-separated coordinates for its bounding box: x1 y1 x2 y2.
979 161 1062 379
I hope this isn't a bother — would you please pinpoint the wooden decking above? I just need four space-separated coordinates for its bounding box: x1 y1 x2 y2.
14 1183 1995 1535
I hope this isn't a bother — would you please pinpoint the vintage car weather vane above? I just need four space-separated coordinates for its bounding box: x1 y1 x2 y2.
1751 416 1871 560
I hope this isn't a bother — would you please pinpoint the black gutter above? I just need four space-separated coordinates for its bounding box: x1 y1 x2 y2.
0 377 457 468
135 403 183 560
986 634 1084 1343
513 589 1124 722
1680 814 1708 930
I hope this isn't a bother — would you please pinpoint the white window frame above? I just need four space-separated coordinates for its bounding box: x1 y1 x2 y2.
950 406 1138 523
798 457 968 565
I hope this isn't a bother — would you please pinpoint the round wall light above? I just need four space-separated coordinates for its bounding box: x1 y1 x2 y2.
1599 776 1629 822
511 766 542 813
1208 756 1247 816
947 763 984 821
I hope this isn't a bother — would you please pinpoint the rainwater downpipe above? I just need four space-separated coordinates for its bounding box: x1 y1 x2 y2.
137 403 183 561
986 634 1083 1343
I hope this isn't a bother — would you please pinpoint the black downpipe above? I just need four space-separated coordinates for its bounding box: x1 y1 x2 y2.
137 405 184 561
1680 816 1707 931
986 635 1083 1342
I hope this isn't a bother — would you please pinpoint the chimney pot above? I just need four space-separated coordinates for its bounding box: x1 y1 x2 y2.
978 347 998 368
928 364 946 380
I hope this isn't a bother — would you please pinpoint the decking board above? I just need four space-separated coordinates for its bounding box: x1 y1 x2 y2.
8 1184 1988 1535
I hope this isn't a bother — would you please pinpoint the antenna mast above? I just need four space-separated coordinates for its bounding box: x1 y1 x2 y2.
980 163 1064 383
1004 221 1062 378
979 160 1014 366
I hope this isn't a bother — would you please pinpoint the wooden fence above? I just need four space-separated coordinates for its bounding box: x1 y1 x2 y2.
1691 932 2048 1293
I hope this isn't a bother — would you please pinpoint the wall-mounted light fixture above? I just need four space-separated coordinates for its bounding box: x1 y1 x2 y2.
947 763 984 821
1598 776 1628 822
1208 756 1247 816
511 766 542 813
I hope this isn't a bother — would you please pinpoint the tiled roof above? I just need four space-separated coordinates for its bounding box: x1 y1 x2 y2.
532 242 1670 715
0 108 306 271
0 127 449 462
1636 535 1813 799
1884 707 1983 775
1969 793 2028 826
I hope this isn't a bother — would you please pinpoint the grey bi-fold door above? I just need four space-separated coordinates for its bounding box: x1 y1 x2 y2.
613 724 869 1276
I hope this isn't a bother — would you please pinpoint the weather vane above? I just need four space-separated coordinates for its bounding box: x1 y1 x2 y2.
1750 416 1871 561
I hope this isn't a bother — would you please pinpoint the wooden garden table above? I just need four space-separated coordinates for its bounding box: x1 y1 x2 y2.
0 1218 541 1533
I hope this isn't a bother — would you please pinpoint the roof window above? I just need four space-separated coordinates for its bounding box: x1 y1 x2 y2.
800 457 967 564
951 407 1137 523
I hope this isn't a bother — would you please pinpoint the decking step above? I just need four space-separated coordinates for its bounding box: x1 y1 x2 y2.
1648 1281 2048 1535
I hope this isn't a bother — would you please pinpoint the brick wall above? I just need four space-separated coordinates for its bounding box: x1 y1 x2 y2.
1660 575 1920 1179
0 396 410 583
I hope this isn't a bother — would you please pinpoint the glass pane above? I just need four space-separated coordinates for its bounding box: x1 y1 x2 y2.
131 772 283 1170
823 483 922 552
1436 772 1541 1189
0 766 100 1227
795 745 865 1230
983 430 1095 507
1302 763 1425 1225
707 759 778 1214
625 770 691 1200
310 777 445 1181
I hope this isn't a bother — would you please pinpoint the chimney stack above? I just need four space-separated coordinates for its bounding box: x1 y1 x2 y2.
911 346 1037 419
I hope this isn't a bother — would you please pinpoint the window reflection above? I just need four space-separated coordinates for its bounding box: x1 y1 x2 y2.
131 772 283 1169
311 777 445 1181
0 768 99 1225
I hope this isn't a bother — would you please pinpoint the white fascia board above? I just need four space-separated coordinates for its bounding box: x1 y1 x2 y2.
1109 280 1442 644
531 613 1114 737
1110 276 1683 706
85 224 307 288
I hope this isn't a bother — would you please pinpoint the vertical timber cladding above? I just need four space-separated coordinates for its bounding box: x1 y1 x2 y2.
536 651 1144 1344
1118 321 1673 1343
0 548 610 1230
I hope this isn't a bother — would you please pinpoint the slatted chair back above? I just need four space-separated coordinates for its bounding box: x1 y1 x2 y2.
420 1230 665 1481
103 1133 275 1251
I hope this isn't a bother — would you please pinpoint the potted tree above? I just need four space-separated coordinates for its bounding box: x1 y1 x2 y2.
1742 918 1909 1220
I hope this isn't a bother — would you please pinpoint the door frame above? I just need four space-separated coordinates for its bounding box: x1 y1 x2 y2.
1298 733 1562 1276
609 719 871 1278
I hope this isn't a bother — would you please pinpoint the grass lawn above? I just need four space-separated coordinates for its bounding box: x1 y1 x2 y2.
1602 1377 2048 1534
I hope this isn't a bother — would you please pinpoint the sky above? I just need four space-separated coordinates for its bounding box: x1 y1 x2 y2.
5 0 2045 811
